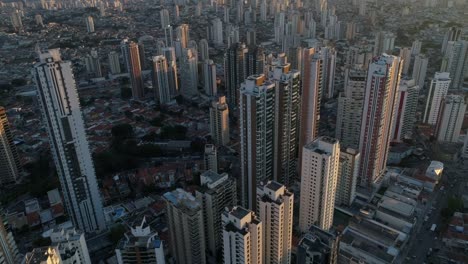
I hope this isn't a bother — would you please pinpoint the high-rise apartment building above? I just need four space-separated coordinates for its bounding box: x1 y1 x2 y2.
10 10 23 32
299 137 340 232
32 49 106 232
391 79 420 141
299 48 321 168
335 69 366 149
224 43 248 106
412 54 428 89
199 39 210 61
84 48 102 78
203 59 217 96
176 24 189 49
161 47 179 97
335 148 360 206
108 51 121 74
256 181 294 264
50 227 92 264
358 55 401 187
441 40 468 90
151 55 172 105
462 130 468 158
423 72 451 125
85 16 95 33
222 206 263 264
411 40 422 56
239 74 276 210
373 31 395 56
180 48 198 99
196 171 237 259
399 47 412 75
209 96 230 146
441 27 462 54
0 107 21 186
204 144 218 173
212 18 224 46
0 216 20 264
269 61 301 185
115 217 165 264
121 39 145 99
160 8 170 28
164 189 206 264
435 95 466 143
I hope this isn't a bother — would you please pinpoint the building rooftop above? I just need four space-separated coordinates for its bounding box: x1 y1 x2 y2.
230 206 251 220
163 189 201 213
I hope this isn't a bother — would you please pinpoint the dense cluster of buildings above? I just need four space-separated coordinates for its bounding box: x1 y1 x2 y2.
0 0 467 263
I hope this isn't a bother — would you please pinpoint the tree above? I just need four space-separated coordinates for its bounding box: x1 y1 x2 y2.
33 237 51 247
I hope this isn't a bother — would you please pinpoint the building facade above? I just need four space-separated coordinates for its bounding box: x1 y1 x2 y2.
423 72 451 125
196 171 237 259
209 96 230 146
239 74 276 210
164 189 206 264
435 95 466 143
391 79 420 141
32 49 106 232
222 206 262 264
256 181 293 264
121 39 145 99
0 107 21 186
335 148 360 206
299 137 340 232
358 55 401 187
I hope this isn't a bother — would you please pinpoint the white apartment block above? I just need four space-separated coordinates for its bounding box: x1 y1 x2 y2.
436 95 466 143
336 148 360 207
50 227 92 264
299 136 340 232
32 49 106 232
423 72 451 125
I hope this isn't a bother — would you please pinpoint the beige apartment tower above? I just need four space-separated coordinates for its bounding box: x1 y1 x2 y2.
0 107 21 186
256 181 294 264
299 137 340 232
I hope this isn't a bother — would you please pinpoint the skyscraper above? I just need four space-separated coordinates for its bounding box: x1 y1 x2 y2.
160 8 170 28
391 79 420 141
335 148 360 206
210 96 230 146
10 10 23 32
151 55 172 105
240 74 276 210
299 137 340 232
256 181 294 264
423 72 451 125
199 39 210 61
180 48 199 99
358 55 401 187
373 31 395 56
121 39 145 99
299 48 321 168
335 69 366 149
84 48 102 77
85 16 95 33
0 107 21 186
441 27 462 54
203 59 217 96
108 51 121 74
161 47 179 97
222 206 263 264
269 61 301 185
435 95 466 143
176 24 189 49
412 54 428 89
204 144 218 173
32 49 106 232
399 47 411 75
195 171 237 259
212 18 224 46
224 43 248 106
164 189 206 264
411 40 422 55
115 217 165 264
0 216 20 264
440 40 468 90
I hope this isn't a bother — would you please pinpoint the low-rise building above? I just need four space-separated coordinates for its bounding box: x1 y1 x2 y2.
297 225 339 264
